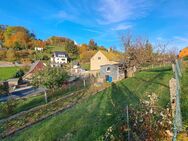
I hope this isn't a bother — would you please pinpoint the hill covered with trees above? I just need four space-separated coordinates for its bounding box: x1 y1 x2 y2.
0 25 109 65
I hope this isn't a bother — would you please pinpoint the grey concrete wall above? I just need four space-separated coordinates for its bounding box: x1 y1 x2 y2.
100 65 119 82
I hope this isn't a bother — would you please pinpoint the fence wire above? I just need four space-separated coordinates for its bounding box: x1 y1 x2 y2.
173 59 183 141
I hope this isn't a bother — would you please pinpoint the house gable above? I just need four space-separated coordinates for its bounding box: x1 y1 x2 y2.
90 51 119 71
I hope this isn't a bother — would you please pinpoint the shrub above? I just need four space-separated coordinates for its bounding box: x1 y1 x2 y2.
42 55 50 60
15 69 25 78
6 49 16 62
0 84 8 95
0 98 16 115
0 50 7 60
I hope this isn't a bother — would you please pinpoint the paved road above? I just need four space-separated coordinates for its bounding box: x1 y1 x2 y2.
0 61 31 67
0 64 30 67
0 87 46 102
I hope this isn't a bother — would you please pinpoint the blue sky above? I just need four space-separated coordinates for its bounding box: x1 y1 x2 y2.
0 0 188 50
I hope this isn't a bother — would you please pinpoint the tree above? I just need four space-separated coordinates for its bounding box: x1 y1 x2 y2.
31 39 46 49
64 41 78 55
15 69 25 78
121 33 156 77
79 44 88 54
145 40 153 64
6 49 16 62
121 33 132 78
32 66 69 92
3 26 34 49
0 50 7 60
42 55 50 60
47 36 73 46
0 25 5 43
80 50 96 63
89 39 98 50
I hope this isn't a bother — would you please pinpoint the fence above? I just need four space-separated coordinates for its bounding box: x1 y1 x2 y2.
172 59 183 141
140 63 171 71
0 80 111 139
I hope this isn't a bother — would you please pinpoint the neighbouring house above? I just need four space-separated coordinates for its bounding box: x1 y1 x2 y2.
7 78 19 86
99 64 124 82
35 47 44 51
51 51 69 67
24 60 46 79
90 50 121 71
71 62 85 75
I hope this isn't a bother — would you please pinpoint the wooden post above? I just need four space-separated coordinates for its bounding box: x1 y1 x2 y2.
127 105 130 141
83 79 86 87
44 90 48 104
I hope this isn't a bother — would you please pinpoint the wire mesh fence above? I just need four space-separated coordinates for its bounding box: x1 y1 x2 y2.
173 59 183 141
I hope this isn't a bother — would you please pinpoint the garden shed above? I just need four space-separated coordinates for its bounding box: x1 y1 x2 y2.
100 64 124 82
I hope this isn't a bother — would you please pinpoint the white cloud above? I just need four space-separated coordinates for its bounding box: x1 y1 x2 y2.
53 0 152 26
174 36 188 43
97 0 152 24
81 28 102 33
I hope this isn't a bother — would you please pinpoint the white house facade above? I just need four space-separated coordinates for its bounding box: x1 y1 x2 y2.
35 47 44 51
51 51 69 67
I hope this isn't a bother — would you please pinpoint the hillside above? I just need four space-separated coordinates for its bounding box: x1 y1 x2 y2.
4 67 172 141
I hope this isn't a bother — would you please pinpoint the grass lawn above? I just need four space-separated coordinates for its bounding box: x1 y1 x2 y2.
4 67 172 141
46 45 65 52
0 67 19 81
181 61 188 126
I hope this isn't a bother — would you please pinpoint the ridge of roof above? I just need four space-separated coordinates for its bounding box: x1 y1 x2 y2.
99 50 121 62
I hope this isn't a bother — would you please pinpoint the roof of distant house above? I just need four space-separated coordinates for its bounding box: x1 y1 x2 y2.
99 50 122 62
53 51 69 57
26 60 45 75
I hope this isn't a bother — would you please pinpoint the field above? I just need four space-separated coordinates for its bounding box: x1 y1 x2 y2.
181 61 188 125
177 61 188 141
46 45 66 52
3 67 172 141
0 67 19 81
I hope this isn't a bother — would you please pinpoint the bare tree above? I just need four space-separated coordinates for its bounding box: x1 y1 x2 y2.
153 41 177 65
121 33 154 77
121 32 132 78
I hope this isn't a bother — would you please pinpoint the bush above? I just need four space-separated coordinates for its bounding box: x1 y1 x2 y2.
0 50 7 60
183 56 188 61
42 55 50 60
0 84 8 95
0 98 16 115
15 69 25 78
20 58 32 64
6 49 16 62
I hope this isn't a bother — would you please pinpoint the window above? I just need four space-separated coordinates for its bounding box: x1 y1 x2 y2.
106 67 111 72
98 57 101 60
59 55 65 58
